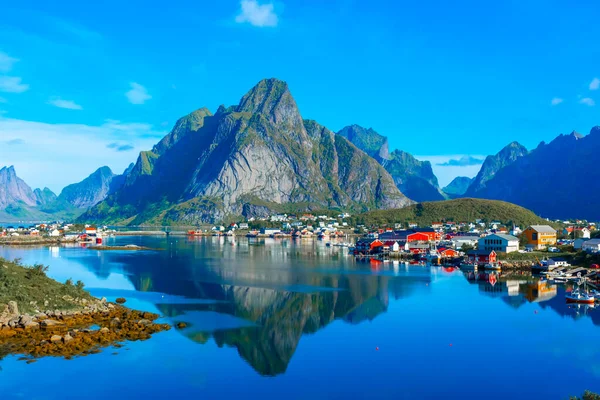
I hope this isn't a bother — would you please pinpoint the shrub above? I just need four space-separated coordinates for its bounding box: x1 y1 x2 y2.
75 280 85 290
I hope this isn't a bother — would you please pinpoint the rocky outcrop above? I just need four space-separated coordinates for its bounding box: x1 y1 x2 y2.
80 78 412 225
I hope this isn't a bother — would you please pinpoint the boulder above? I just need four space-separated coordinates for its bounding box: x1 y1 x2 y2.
115 298 126 304
7 301 18 315
23 321 39 330
50 335 62 343
40 319 63 328
63 334 73 343
176 322 187 329
100 327 109 334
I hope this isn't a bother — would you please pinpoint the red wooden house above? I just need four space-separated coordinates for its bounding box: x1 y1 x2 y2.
437 247 458 258
467 249 497 264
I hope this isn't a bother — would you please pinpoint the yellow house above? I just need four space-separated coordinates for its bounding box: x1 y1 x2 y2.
524 225 557 250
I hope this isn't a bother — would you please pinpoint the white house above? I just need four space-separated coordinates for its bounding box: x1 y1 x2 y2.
49 229 61 237
239 223 249 230
582 239 600 253
548 258 570 268
261 228 281 236
478 234 519 253
451 236 480 249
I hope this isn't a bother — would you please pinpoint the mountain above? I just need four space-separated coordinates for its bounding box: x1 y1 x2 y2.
465 141 528 196
33 188 58 206
466 128 600 220
0 166 76 221
58 166 117 209
443 176 473 197
352 198 551 228
80 78 412 225
338 126 445 202
0 166 39 212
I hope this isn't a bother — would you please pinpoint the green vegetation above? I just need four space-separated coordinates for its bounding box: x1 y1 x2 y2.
348 198 553 228
0 257 93 315
570 391 600 400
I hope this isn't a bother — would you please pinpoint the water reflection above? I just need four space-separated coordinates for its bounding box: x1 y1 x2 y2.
71 237 431 376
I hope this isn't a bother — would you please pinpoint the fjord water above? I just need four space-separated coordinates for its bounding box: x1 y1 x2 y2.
0 237 599 399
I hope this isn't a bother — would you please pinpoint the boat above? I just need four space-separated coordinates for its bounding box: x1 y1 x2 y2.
460 262 477 271
566 288 595 304
484 262 502 271
566 279 595 304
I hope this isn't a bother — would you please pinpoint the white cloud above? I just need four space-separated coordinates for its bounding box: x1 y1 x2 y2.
0 116 166 192
48 98 83 110
235 0 278 27
0 51 19 72
125 82 151 104
0 76 29 93
590 78 600 91
551 97 563 106
579 97 595 106
416 155 485 188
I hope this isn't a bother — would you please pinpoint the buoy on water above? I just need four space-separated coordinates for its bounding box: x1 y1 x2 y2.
375 347 379 351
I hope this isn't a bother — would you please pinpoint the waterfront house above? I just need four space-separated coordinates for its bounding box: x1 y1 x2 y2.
49 229 61 237
523 225 557 250
467 249 497 265
563 226 591 239
355 238 384 254
451 235 480 249
478 234 519 253
548 258 570 268
239 223 249 230
84 227 97 235
383 241 401 252
582 239 600 253
437 247 459 258
574 238 588 250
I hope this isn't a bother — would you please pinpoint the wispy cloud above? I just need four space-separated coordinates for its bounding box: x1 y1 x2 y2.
106 142 135 152
437 155 484 167
235 0 279 27
0 117 165 192
590 78 600 91
0 51 19 72
5 138 24 145
579 97 595 106
0 76 29 93
125 82 151 105
551 97 563 106
48 98 83 110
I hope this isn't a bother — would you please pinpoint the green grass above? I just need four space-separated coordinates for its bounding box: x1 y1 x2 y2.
0 257 94 315
349 198 554 228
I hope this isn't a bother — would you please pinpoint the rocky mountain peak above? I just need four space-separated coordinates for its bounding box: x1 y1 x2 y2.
153 107 214 155
236 78 303 128
337 125 390 161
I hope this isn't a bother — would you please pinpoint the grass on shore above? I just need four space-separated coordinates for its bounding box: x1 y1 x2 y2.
0 257 94 315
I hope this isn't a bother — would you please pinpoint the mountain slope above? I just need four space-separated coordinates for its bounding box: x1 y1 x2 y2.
0 166 38 209
467 128 600 220
443 176 473 197
465 141 528 195
352 198 551 228
80 79 412 225
338 126 445 202
58 166 117 209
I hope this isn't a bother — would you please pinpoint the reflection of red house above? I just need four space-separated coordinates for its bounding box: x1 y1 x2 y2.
437 247 458 258
467 250 497 264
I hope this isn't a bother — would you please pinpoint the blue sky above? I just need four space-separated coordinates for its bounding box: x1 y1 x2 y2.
1 0 600 192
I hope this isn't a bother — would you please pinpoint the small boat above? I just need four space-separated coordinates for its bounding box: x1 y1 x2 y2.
484 262 501 271
325 242 331 247
566 288 595 304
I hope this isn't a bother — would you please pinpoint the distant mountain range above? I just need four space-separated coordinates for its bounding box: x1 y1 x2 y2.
2 77 599 223
463 128 600 220
0 165 131 222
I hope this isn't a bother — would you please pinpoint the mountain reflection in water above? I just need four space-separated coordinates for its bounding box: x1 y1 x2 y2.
87 238 429 376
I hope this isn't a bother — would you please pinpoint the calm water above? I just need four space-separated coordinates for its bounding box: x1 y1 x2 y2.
0 236 599 399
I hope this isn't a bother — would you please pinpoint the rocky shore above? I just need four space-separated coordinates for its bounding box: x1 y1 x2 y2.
0 298 170 361
0 236 78 246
